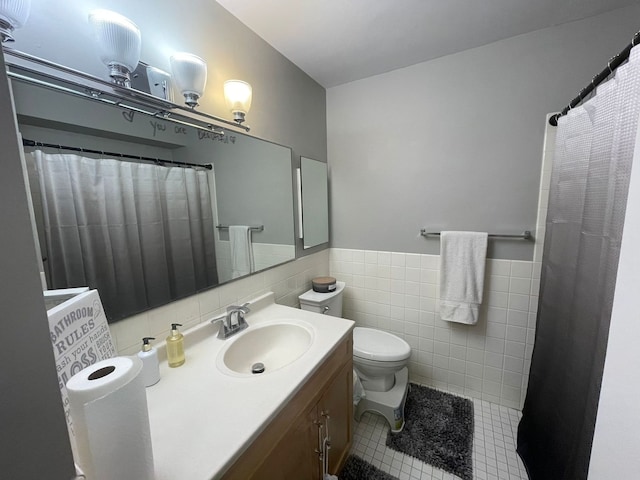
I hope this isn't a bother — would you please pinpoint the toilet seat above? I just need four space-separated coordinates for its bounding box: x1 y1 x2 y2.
353 327 411 362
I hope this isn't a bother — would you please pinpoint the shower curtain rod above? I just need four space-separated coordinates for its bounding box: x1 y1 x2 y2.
549 30 640 126
22 138 213 170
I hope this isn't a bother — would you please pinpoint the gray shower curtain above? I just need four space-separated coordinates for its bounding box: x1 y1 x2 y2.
517 47 640 479
32 151 218 320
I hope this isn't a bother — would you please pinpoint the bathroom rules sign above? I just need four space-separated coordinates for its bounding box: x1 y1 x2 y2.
47 289 116 437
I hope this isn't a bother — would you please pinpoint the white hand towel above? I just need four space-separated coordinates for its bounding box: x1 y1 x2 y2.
229 226 254 279
439 231 488 325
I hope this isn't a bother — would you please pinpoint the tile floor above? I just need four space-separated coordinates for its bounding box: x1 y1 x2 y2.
350 387 529 480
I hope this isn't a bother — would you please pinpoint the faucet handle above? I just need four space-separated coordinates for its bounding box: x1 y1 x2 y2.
210 312 231 339
210 312 227 324
227 302 251 312
210 312 228 331
230 303 250 327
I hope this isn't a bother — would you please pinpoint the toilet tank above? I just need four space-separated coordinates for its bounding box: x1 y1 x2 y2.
299 281 345 317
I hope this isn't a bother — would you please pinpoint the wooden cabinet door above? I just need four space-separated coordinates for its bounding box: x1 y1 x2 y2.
318 361 353 475
249 402 321 480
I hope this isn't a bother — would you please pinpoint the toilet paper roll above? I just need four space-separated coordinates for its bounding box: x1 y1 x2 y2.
66 356 154 480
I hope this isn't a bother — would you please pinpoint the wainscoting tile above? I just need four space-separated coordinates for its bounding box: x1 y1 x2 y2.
378 251 391 266
115 250 329 355
488 259 511 276
508 294 530 312
111 312 150 354
490 275 510 293
509 277 532 295
510 261 533 279
420 255 440 269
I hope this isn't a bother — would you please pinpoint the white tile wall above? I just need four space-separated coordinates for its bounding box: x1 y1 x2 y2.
330 249 538 409
110 250 329 355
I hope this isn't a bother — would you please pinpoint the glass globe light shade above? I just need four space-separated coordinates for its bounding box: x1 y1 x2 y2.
88 9 141 87
170 52 207 108
224 80 252 124
0 0 31 43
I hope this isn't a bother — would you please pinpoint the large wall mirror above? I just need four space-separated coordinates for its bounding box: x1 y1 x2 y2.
11 72 295 323
300 156 329 249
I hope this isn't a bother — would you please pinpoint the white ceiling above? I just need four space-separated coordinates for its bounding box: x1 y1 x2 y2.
216 0 638 88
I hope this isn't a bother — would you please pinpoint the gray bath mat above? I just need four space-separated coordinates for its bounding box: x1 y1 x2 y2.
386 384 474 480
339 454 399 480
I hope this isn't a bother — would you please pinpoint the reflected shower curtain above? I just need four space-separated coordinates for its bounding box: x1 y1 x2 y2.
32 151 218 320
517 47 640 479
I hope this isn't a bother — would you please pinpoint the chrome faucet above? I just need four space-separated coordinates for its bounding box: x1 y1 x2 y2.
210 303 251 339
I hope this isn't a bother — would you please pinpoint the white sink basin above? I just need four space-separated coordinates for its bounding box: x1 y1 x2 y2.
216 320 314 376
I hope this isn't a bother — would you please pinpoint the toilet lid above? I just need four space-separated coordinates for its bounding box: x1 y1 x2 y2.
353 327 411 362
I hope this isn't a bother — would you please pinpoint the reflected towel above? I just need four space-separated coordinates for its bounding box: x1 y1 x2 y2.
439 231 488 325
229 226 254 279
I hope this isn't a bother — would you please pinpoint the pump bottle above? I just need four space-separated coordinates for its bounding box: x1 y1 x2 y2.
166 323 185 367
137 337 160 386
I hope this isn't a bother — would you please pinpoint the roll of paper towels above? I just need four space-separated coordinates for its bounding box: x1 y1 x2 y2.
66 356 154 480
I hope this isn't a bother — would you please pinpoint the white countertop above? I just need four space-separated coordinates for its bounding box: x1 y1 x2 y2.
145 292 354 480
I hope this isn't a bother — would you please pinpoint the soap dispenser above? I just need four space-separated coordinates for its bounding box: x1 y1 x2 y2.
137 337 160 387
166 323 185 368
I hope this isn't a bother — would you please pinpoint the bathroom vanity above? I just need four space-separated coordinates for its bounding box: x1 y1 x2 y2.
222 334 352 479
144 292 354 479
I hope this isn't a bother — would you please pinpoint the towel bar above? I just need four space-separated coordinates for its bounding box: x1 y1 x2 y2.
420 230 532 240
216 224 264 232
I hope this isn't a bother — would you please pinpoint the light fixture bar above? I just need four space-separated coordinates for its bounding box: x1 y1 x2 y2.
3 47 250 132
6 70 225 138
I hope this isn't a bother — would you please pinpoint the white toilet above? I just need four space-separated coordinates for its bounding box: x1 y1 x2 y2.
299 281 411 432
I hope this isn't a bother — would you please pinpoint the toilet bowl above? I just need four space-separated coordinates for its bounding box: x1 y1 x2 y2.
353 327 411 392
299 281 411 431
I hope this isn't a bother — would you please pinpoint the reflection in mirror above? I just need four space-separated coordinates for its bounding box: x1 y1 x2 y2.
300 157 329 249
12 79 295 322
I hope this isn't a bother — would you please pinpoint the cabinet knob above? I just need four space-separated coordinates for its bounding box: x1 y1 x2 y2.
321 410 330 418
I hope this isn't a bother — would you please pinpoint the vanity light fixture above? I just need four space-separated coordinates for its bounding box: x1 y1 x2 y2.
170 52 207 108
0 0 31 43
88 9 141 88
224 79 252 124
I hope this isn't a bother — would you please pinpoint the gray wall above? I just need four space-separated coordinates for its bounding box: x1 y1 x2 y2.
2 0 326 475
0 56 75 479
327 4 640 260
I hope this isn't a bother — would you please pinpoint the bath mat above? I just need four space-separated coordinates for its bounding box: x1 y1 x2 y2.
339 454 399 480
386 384 474 480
